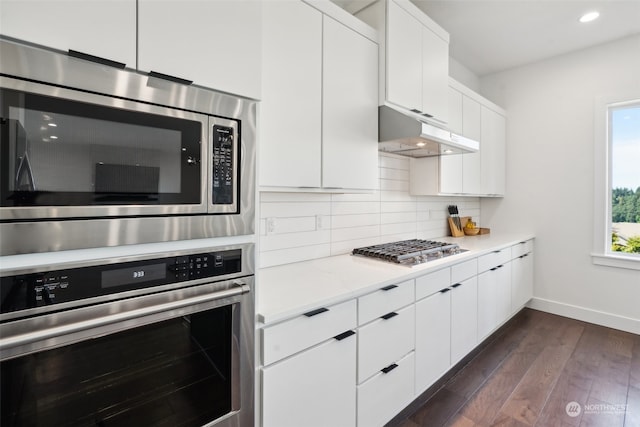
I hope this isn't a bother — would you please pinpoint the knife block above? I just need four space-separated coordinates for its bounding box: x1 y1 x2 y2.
448 216 469 237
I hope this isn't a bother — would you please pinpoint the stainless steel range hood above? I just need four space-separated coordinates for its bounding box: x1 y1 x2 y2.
378 104 479 157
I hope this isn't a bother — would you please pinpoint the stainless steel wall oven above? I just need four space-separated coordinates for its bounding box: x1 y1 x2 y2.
0 243 255 427
0 39 257 255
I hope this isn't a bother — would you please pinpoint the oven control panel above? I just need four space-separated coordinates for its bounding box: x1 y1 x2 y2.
0 249 242 316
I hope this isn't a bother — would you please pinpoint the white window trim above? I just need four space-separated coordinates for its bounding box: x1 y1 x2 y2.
592 95 640 271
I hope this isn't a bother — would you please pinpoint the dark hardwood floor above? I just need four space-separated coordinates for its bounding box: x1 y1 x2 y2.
392 308 640 427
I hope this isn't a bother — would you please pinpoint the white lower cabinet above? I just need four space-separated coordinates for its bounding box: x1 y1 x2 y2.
262 334 356 427
477 249 513 340
358 305 415 383
450 276 478 364
511 240 534 312
357 352 415 427
260 240 534 427
415 287 451 393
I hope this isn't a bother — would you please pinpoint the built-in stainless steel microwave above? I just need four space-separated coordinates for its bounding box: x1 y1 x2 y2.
0 39 256 255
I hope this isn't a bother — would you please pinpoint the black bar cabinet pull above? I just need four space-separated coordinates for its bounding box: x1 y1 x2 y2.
303 307 329 317
451 283 462 288
148 71 194 86
440 288 451 293
490 267 498 271
381 363 398 374
381 312 398 320
381 284 398 291
68 49 126 69
334 330 356 341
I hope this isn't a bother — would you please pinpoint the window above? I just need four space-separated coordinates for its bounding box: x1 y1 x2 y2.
610 103 640 255
593 98 640 270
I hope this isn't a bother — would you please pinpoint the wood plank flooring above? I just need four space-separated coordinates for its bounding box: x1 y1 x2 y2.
391 308 640 427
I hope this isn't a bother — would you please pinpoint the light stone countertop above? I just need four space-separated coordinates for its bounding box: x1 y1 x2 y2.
257 233 535 325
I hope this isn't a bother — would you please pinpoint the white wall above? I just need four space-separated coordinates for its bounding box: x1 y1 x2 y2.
479 35 640 333
449 57 480 93
259 153 480 268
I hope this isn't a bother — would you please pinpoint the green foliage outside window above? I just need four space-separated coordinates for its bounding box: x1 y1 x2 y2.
611 187 640 253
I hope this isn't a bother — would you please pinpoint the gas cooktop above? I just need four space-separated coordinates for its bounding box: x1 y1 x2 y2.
352 239 466 266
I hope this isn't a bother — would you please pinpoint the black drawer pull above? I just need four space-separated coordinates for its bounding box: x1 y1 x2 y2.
381 363 398 374
381 284 398 291
303 307 329 317
334 330 355 341
451 283 462 288
148 71 193 85
381 312 398 320
68 49 125 69
490 267 498 271
440 288 451 294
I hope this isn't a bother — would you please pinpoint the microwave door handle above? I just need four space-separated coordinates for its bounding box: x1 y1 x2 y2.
15 151 36 191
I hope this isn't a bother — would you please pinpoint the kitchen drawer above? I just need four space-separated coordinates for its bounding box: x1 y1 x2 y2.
478 247 511 273
357 351 415 427
358 305 415 383
451 258 478 284
262 299 357 366
358 279 414 325
415 267 450 300
511 239 533 258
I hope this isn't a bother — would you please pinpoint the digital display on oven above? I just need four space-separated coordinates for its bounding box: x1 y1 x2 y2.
101 263 167 289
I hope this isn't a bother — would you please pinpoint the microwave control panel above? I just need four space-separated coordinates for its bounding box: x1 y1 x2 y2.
212 125 234 205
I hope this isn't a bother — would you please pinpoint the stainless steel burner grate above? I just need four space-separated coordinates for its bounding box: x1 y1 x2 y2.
352 239 466 265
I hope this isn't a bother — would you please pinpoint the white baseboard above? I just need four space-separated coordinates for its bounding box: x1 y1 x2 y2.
527 297 640 335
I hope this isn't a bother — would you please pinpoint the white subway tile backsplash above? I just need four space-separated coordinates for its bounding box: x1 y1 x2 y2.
331 225 380 242
261 230 331 252
332 213 380 229
259 153 482 267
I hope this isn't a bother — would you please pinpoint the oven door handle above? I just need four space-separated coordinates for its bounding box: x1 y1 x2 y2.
1 280 250 352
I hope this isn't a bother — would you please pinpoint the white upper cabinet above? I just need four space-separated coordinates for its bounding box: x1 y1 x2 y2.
481 105 507 196
359 0 449 124
386 1 422 111
260 0 323 188
410 80 506 197
260 1 378 191
138 0 262 99
421 25 449 123
0 0 136 67
322 16 379 190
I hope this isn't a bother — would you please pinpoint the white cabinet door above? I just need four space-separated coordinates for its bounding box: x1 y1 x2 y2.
512 252 534 312
477 263 511 340
447 87 463 135
322 16 378 190
439 155 463 194
0 0 136 67
496 262 512 326
480 106 506 196
138 0 261 99
461 95 482 194
262 333 356 427
386 0 422 111
259 1 322 188
450 276 478 364
415 289 451 393
421 25 449 123
477 269 497 340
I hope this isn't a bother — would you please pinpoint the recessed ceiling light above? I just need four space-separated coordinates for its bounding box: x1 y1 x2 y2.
48 123 57 127
579 11 600 23
50 135 58 140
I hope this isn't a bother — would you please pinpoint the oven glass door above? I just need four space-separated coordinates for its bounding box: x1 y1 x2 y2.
0 304 236 426
0 84 207 220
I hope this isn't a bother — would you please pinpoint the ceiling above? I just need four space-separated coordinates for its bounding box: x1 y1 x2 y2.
333 0 640 77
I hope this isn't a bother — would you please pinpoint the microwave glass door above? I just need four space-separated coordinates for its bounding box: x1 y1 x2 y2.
0 87 205 216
